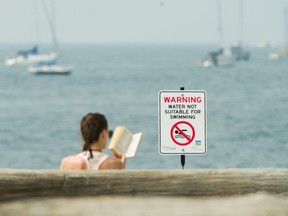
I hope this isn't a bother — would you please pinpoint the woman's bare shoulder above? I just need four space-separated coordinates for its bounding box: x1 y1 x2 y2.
99 157 124 169
60 154 87 170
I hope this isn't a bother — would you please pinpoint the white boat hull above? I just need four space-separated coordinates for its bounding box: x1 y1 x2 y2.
269 49 288 60
28 65 72 75
5 53 58 66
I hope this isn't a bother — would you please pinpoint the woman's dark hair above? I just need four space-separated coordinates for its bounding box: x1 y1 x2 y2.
81 113 108 159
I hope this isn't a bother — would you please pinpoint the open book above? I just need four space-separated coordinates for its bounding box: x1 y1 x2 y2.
108 126 142 158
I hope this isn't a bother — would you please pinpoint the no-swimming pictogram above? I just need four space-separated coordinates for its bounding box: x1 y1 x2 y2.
170 121 195 146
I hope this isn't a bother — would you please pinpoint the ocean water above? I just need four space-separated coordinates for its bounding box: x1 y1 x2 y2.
0 43 287 169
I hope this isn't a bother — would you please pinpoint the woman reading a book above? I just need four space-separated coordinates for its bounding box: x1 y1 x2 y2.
60 113 126 170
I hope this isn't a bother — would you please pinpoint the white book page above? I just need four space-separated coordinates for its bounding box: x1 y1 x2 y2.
114 130 131 154
108 126 132 154
125 132 143 158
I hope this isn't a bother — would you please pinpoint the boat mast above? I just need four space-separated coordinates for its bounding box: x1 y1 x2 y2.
239 0 244 44
285 7 288 48
217 0 224 47
41 0 60 53
34 0 40 46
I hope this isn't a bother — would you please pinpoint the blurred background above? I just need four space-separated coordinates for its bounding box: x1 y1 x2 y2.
0 0 287 169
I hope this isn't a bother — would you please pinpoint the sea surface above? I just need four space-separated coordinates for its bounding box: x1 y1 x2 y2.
0 43 287 169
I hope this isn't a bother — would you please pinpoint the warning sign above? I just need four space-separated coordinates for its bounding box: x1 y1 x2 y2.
158 90 207 155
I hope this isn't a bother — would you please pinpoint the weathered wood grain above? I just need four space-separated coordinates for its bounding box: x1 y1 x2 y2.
0 169 287 200
1 194 288 216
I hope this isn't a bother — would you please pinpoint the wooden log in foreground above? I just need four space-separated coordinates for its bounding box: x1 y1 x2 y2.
0 193 288 216
1 194 288 216
0 168 288 201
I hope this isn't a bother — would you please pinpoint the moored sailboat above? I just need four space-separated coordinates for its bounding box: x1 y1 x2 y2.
27 0 73 75
4 46 57 66
269 7 288 60
197 0 234 68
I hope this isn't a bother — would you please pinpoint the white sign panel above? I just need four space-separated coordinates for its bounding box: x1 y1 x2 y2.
158 90 207 155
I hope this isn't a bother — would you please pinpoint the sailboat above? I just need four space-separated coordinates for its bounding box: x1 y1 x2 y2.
4 1 58 66
228 0 250 62
230 41 250 61
196 47 234 68
196 0 234 68
269 7 288 60
4 46 57 66
27 0 73 75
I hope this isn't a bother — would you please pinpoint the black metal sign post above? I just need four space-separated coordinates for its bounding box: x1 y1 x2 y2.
180 86 185 169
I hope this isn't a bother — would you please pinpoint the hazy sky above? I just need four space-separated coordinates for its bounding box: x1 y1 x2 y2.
0 0 287 45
